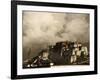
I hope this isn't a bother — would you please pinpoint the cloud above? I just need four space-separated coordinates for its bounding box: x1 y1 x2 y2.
22 11 89 60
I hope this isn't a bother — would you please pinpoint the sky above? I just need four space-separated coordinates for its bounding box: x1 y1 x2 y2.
22 11 89 60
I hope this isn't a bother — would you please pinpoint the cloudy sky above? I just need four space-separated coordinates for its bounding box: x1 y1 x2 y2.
22 11 89 60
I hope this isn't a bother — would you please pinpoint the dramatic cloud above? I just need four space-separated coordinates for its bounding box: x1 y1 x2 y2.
22 11 89 60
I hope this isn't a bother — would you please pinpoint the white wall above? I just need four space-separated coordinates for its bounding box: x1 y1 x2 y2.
0 0 99 80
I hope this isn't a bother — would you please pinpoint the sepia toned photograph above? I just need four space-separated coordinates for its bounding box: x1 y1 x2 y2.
22 11 90 68
11 1 97 79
